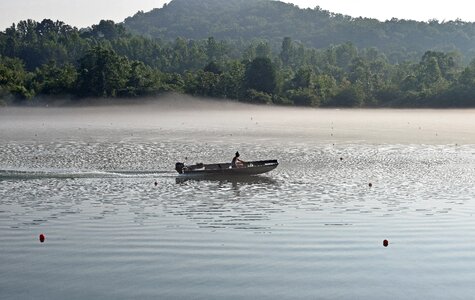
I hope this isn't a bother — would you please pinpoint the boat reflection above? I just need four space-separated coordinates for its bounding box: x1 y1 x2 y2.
175 175 277 185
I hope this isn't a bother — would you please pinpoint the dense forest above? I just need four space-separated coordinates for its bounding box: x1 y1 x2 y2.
125 0 475 63
1 1 475 107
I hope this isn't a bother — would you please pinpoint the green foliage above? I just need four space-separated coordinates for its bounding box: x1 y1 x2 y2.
245 89 273 104
244 57 276 94
2 13 475 107
184 70 220 97
280 37 294 67
217 60 245 99
203 61 222 74
124 0 475 63
459 59 475 87
287 88 320 106
314 74 337 105
1 19 82 70
290 67 314 90
77 46 130 97
88 20 127 40
326 81 366 107
161 73 185 92
0 55 33 102
33 61 77 95
125 61 161 96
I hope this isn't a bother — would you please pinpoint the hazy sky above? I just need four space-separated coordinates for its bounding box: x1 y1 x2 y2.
1 0 475 30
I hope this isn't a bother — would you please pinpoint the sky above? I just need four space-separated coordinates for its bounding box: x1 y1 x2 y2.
1 0 475 30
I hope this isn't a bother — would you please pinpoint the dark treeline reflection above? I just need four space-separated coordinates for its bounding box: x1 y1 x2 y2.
1 12 475 107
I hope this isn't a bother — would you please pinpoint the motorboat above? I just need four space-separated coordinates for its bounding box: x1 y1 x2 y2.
175 160 278 176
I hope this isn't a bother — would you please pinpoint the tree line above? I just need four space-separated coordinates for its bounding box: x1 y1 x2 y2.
1 19 475 107
125 0 475 64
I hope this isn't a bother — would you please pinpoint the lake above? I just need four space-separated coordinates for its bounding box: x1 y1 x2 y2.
1 99 475 299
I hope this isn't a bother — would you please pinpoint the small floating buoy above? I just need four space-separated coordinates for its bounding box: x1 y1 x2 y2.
383 239 389 247
369 183 373 188
340 157 343 161
39 234 45 243
154 181 158 186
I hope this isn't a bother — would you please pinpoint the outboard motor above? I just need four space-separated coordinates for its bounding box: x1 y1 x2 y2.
175 162 185 174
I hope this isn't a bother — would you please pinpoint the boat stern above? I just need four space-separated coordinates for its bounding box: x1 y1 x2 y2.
175 162 185 174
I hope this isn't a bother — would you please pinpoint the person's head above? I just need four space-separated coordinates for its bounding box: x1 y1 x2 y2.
235 151 240 157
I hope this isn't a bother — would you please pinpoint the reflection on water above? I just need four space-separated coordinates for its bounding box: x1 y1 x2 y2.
171 175 281 230
1 105 475 300
175 174 278 185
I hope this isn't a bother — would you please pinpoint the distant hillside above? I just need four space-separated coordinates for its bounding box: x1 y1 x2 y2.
124 0 475 62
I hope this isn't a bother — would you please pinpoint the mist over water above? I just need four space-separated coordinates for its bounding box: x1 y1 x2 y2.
2 96 474 145
1 98 475 299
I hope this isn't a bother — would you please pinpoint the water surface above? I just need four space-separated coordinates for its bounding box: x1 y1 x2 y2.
1 101 475 299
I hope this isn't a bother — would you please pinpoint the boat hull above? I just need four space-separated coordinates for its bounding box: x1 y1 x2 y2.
176 160 278 177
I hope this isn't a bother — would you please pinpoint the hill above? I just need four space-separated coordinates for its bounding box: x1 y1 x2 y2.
2 14 475 108
124 0 475 62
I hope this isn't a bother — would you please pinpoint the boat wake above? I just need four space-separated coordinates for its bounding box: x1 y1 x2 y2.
0 169 171 180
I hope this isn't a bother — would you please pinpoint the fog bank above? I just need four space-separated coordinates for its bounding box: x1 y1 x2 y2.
1 96 474 144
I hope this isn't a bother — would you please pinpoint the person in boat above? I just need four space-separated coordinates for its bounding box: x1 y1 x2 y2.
231 151 245 168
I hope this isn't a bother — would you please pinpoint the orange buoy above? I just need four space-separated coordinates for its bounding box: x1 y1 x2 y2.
383 239 389 247
39 234 45 243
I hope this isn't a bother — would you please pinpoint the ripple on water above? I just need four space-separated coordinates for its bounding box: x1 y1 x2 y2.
1 130 475 299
